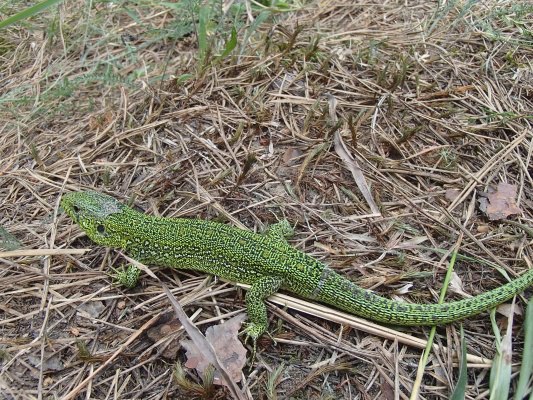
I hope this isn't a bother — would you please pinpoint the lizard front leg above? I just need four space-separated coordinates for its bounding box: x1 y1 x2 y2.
243 276 284 344
265 219 294 243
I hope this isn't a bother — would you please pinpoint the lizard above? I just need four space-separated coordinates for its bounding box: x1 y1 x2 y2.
61 190 533 343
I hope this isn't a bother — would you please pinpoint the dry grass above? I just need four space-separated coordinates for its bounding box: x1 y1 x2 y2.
1 0 532 398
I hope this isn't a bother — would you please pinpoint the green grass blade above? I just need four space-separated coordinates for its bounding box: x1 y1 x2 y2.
450 325 467 400
0 0 65 30
410 246 459 399
197 4 209 63
514 300 533 400
239 10 271 56
489 307 513 400
218 26 237 60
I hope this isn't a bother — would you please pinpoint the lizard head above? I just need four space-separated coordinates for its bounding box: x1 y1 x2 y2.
61 191 129 248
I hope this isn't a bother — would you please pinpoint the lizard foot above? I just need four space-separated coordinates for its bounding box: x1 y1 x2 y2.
111 265 141 288
240 322 266 361
266 219 294 242
273 219 294 238
241 322 278 362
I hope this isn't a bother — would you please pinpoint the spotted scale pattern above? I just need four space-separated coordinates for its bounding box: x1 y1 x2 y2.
62 191 533 340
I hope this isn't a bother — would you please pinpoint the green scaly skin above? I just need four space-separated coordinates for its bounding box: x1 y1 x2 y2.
61 191 533 342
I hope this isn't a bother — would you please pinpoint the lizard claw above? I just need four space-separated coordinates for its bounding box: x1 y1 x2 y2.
240 322 266 361
240 322 278 362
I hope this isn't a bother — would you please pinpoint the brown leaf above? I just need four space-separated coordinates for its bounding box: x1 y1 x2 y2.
182 314 247 386
163 286 246 399
477 224 491 233
496 303 522 318
28 353 64 373
445 188 460 202
478 182 522 220
146 313 183 359
282 147 303 166
380 379 395 400
449 272 472 298
77 301 105 319
88 110 115 131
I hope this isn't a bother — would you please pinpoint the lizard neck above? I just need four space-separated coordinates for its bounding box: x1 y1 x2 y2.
108 208 258 278
107 208 190 266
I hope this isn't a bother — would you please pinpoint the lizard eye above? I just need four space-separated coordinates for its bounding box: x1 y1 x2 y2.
96 224 106 235
72 205 80 214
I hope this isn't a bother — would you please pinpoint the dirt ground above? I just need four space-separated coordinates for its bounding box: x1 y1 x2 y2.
1 0 532 398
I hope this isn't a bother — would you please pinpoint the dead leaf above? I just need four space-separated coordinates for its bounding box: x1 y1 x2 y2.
478 182 522 221
182 314 247 386
477 224 490 233
358 336 383 351
43 377 54 387
449 272 472 298
394 283 413 295
77 301 105 319
163 285 247 399
282 147 303 166
88 110 115 131
146 313 183 359
27 353 64 373
393 236 429 249
380 379 395 400
445 188 460 202
496 303 522 318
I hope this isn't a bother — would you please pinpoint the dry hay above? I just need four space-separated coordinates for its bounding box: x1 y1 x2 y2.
1 0 532 398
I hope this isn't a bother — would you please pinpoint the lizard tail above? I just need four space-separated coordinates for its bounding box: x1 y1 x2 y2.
316 268 533 325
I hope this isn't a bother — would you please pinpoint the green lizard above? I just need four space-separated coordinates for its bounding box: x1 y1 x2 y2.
61 191 533 342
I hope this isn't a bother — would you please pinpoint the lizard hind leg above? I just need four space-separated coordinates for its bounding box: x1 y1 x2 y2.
242 276 284 348
265 219 294 243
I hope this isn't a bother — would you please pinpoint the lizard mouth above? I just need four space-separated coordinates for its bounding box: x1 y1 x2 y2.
60 199 80 224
